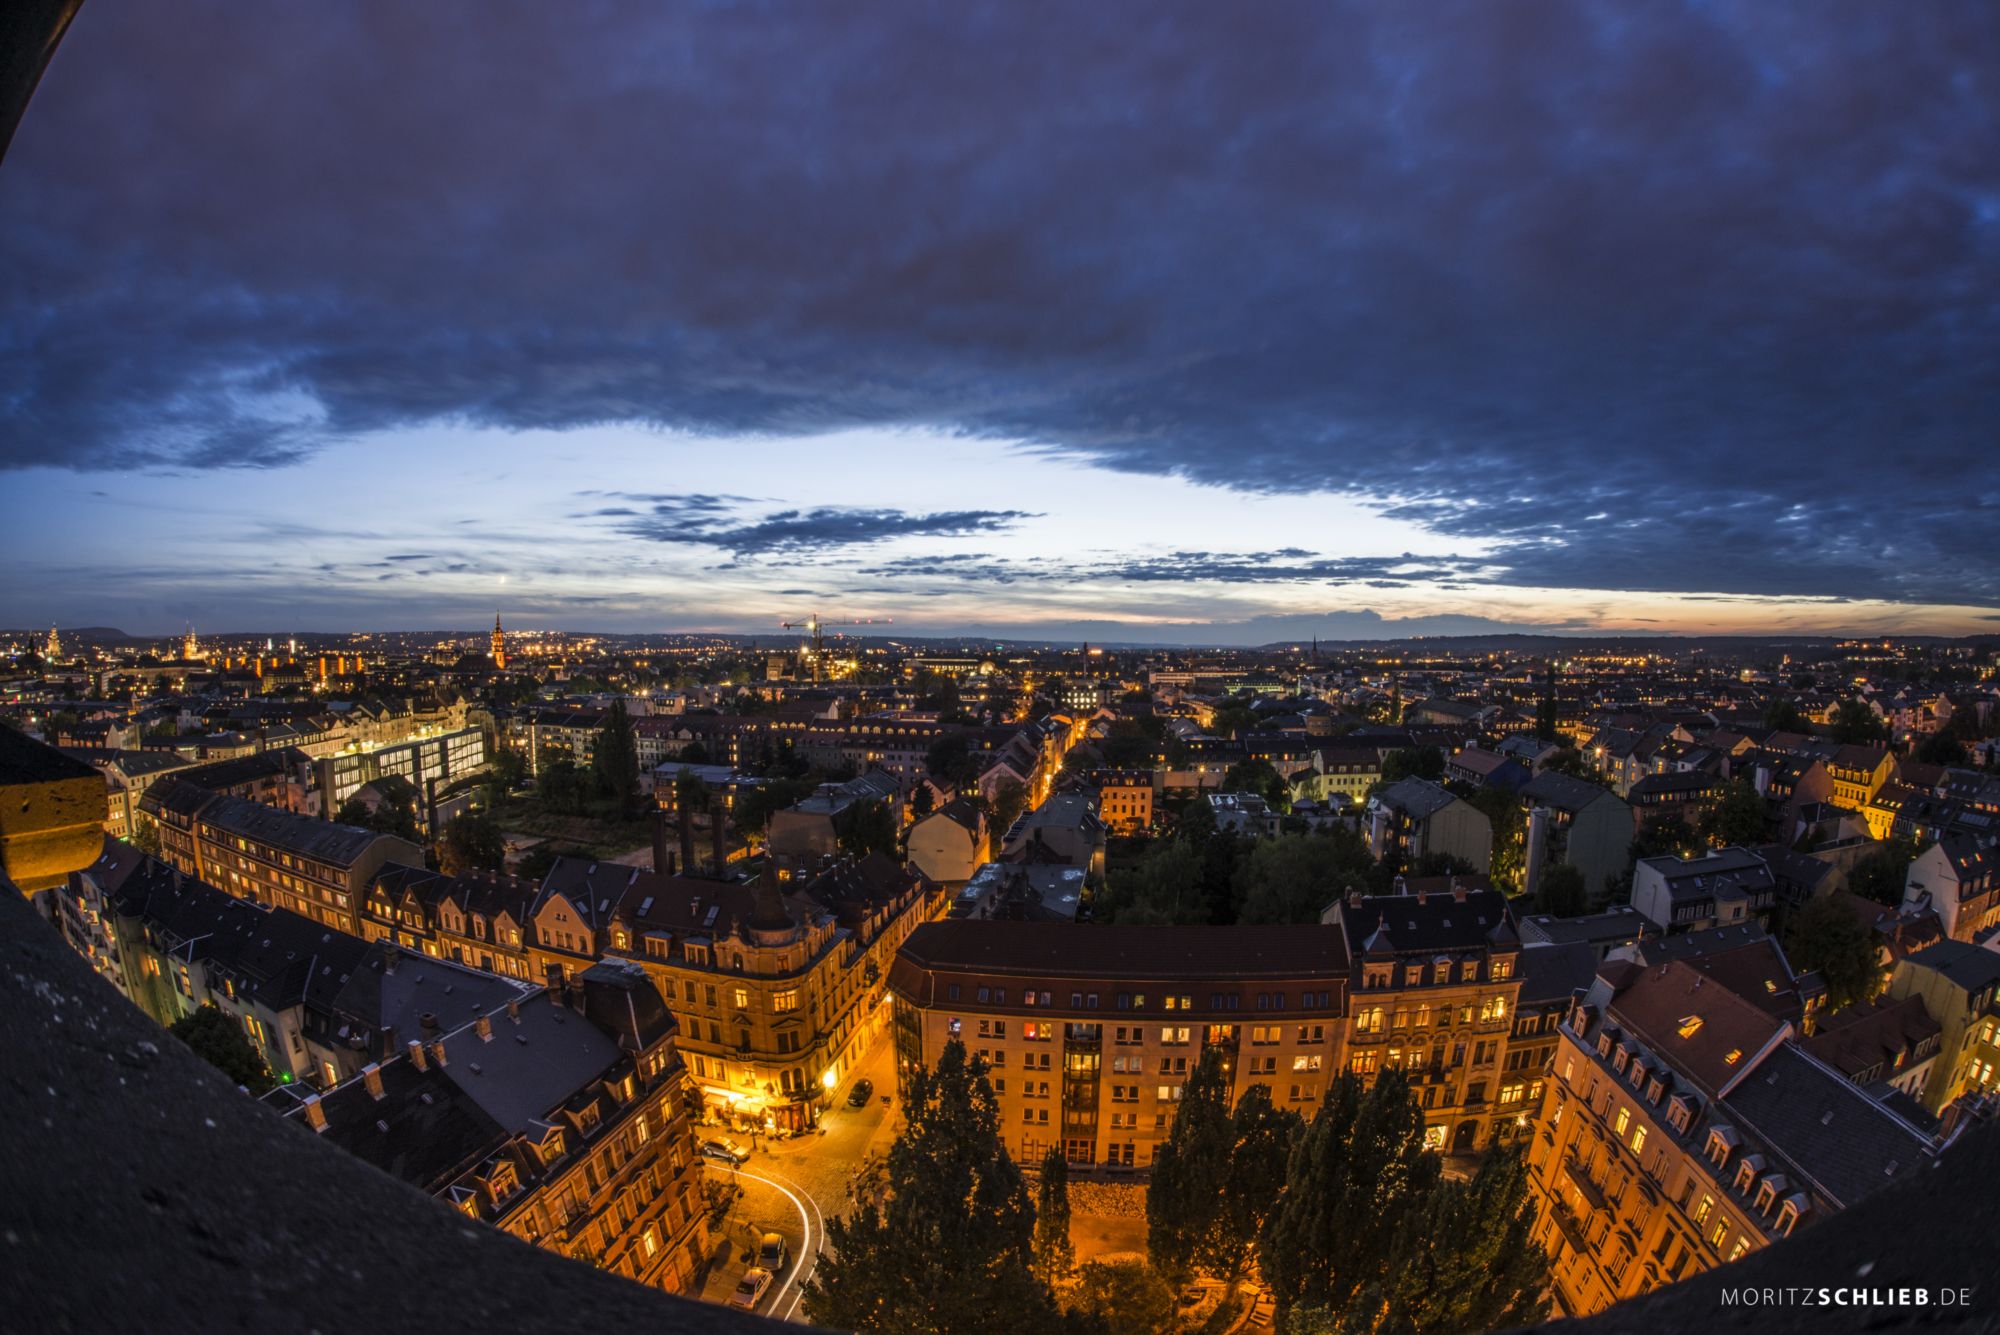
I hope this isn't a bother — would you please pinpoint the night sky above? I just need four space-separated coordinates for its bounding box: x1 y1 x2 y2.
3 2 1996 643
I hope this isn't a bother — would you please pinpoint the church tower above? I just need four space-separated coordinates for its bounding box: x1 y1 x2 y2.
491 612 507 669
43 625 60 662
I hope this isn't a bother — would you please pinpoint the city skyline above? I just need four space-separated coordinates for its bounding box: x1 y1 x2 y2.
5 3 1998 639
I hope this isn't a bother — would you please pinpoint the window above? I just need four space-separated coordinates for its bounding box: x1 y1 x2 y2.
772 989 799 1013
1356 1006 1385 1035
1292 1054 1322 1072
1160 1026 1189 1045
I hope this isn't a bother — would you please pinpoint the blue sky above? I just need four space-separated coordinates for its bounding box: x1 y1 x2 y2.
3 3 1997 642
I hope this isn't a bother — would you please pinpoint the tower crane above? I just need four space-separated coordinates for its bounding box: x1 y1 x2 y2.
779 613 890 682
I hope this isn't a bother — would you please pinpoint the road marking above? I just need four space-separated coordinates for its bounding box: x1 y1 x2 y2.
734 1165 819 1324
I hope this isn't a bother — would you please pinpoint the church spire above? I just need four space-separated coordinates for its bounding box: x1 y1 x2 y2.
490 612 507 669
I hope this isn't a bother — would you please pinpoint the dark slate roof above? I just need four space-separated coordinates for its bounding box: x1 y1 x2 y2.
897 919 1350 981
1520 770 1621 813
199 794 391 867
1333 885 1518 957
437 989 627 1135
1905 938 2000 993
1718 1045 1932 1209
326 941 536 1059
1374 776 1457 819
1517 904 1649 949
295 1052 509 1193
107 857 373 1011
1517 941 1602 1008
177 748 308 791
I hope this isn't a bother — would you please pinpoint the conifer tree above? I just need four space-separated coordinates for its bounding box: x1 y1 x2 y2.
1032 1147 1075 1287
1145 1045 1234 1281
804 1041 1055 1334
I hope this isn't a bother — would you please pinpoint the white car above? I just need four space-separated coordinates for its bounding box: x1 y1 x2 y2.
700 1138 749 1165
730 1266 775 1311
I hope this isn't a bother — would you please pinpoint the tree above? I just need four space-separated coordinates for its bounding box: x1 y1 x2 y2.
1784 893 1883 1011
1213 1085 1303 1286
1380 747 1443 785
130 815 162 857
1848 837 1918 906
336 774 420 842
1223 757 1291 809
989 777 1028 841
1260 1071 1440 1325
1700 778 1767 848
1236 830 1374 925
1465 785 1525 893
1102 838 1209 924
1915 725 1970 768
1031 1148 1075 1288
1762 698 1811 734
925 733 982 792
1534 693 1559 743
1829 699 1888 746
840 798 899 858
1146 1046 1234 1281
1067 1262 1175 1335
803 1041 1055 1334
536 756 589 814
1532 862 1588 917
909 784 936 819
1632 814 1697 861
591 699 640 809
437 810 505 875
170 1004 275 1094
1343 1146 1549 1335
1209 700 1260 739
484 745 527 798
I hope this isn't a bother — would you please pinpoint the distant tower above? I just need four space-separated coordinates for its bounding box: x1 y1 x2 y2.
43 624 60 661
183 625 199 661
491 612 507 669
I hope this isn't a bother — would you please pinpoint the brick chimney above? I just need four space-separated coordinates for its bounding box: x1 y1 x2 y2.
302 1093 327 1132
407 1038 428 1072
361 1062 385 1101
474 1015 493 1042
428 1039 448 1068
1451 878 1467 903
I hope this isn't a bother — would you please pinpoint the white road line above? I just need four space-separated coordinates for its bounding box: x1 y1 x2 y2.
733 1166 817 1324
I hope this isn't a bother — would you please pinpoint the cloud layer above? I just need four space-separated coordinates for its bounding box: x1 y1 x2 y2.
3 2 1997 613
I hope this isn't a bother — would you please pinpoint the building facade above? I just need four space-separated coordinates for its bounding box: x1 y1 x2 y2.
889 920 1350 1168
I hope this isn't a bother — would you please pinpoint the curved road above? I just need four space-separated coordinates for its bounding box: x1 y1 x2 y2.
733 1164 825 1323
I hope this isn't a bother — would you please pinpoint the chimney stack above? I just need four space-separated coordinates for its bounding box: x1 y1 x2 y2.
475 1015 493 1042
361 1062 385 1101
420 1011 440 1037
506 1000 522 1024
1393 874 1407 896
1452 879 1467 903
302 1094 327 1132
428 1039 448 1068
407 1038 428 1072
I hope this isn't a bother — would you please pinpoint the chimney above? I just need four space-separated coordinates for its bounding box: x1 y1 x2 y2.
1347 889 1363 909
475 1015 493 1042
302 1094 327 1132
361 1062 385 1101
407 1038 428 1072
1394 875 1408 896
380 1024 395 1057
506 1000 522 1024
1415 884 1427 906
1452 880 1467 903
428 1039 448 1067
419 1010 440 1037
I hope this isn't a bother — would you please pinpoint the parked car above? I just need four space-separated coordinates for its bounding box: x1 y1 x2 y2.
729 1267 774 1311
700 1137 749 1165
846 1078 874 1108
758 1231 789 1271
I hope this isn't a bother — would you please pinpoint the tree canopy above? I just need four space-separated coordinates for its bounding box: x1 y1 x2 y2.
436 810 505 874
1031 1148 1074 1288
1236 830 1374 925
804 1041 1056 1334
170 1004 275 1094
1532 862 1588 918
1785 893 1883 1011
1699 778 1767 849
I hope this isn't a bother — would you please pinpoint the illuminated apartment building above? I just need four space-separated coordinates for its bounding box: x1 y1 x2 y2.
1325 879 1523 1153
888 920 1349 1167
1525 958 1937 1316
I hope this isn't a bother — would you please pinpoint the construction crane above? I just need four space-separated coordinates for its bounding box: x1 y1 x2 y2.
780 613 890 682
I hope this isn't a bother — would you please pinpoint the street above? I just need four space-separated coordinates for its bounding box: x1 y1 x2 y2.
694 1029 904 1322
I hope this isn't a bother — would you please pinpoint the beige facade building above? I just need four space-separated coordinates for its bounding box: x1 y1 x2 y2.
890 920 1349 1167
